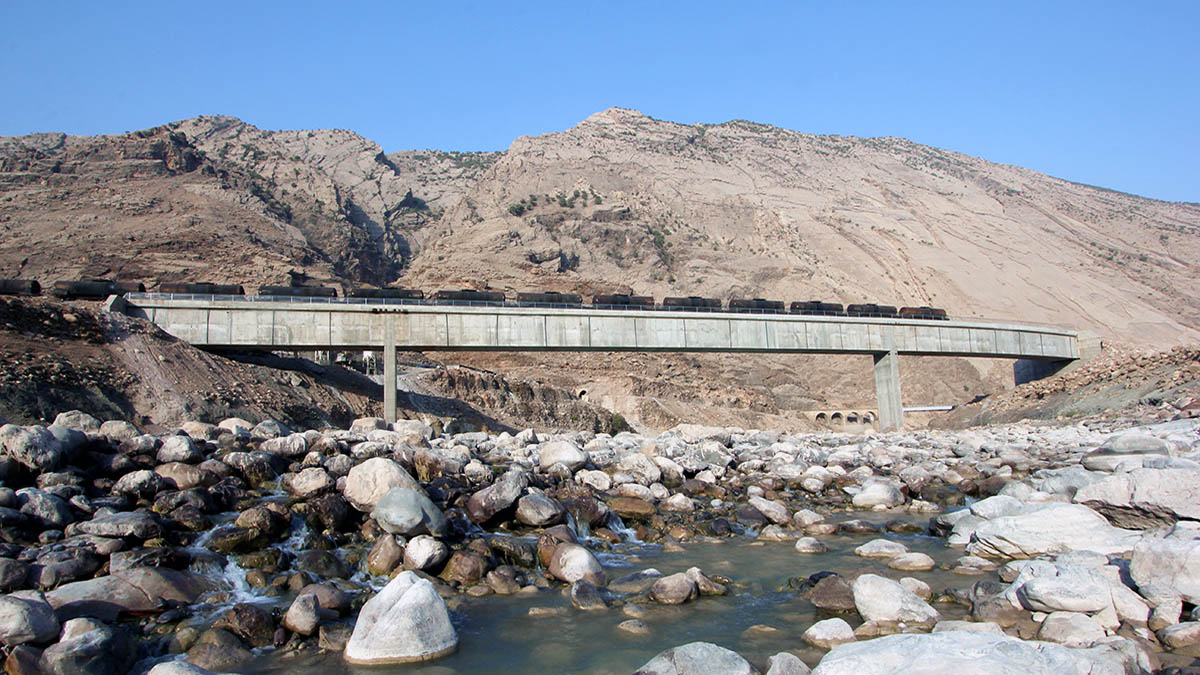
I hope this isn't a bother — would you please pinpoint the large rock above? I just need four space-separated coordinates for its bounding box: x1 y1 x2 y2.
803 617 856 650
634 641 755 675
1129 532 1200 604
548 543 606 586
0 425 65 471
45 568 210 621
851 479 905 509
1074 468 1200 528
810 630 1144 675
0 591 59 646
650 572 698 605
41 621 134 674
1082 431 1170 471
466 469 528 524
343 571 458 664
344 458 422 512
403 535 449 571
371 487 448 537
851 574 939 625
52 411 101 433
616 453 662 485
965 503 1140 558
515 493 566 527
538 440 587 472
749 496 791 525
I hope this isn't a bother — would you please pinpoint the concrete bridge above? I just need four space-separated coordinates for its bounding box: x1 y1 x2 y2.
115 294 1080 431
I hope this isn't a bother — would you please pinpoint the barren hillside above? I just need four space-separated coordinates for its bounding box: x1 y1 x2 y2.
2 108 1197 430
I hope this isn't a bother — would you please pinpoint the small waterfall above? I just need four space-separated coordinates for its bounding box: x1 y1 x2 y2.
605 511 641 543
566 511 590 540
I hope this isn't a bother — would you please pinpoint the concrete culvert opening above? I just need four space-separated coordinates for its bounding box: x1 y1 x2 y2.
846 413 859 423
577 390 588 401
815 412 828 423
831 412 844 424
863 412 875 423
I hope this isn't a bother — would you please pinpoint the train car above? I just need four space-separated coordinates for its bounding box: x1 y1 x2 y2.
432 289 506 305
515 291 583 306
790 301 844 316
257 285 338 298
0 279 41 296
899 306 949 321
591 293 655 310
112 281 146 295
846 303 899 318
728 298 786 313
158 282 246 296
349 287 425 300
51 279 117 300
662 296 722 311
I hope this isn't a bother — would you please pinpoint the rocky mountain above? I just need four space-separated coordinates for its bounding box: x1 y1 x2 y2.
2 108 1197 430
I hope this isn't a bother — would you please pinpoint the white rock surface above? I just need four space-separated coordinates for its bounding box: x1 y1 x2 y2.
344 571 458 664
811 630 1142 675
850 574 939 625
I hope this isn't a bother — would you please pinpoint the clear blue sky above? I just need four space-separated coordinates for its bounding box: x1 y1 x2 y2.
2 2 1196 202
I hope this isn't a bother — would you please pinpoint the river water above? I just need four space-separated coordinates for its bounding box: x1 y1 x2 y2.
237 512 980 674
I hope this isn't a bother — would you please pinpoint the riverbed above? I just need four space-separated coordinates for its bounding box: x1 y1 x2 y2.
238 512 976 674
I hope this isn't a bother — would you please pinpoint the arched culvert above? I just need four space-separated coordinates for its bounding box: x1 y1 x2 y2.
831 412 844 424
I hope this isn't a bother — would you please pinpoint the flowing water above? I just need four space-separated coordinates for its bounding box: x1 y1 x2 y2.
233 511 983 674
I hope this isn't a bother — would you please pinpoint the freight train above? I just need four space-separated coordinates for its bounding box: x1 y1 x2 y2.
0 278 951 321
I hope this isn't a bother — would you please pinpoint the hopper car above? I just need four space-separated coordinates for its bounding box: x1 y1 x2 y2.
899 306 949 320
258 285 338 298
846 303 899 318
432 289 506 305
662 296 722 311
728 298 786 313
516 291 583 306
158 282 245 296
591 294 655 310
0 279 41 296
349 288 425 300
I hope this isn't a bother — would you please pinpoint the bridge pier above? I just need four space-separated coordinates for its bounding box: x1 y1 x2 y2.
874 348 903 431
384 320 397 424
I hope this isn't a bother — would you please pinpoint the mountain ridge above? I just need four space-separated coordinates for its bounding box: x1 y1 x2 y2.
2 107 1197 429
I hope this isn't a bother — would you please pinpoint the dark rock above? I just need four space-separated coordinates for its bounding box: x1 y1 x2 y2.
29 549 101 589
306 494 350 531
72 512 163 540
0 557 30 591
809 574 857 612
570 580 608 610
837 519 881 535
295 550 348 580
206 525 267 554
607 497 657 522
487 535 537 568
466 469 528 525
213 603 275 648
439 551 488 586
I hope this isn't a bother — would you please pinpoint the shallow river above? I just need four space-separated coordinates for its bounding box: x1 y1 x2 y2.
239 512 981 674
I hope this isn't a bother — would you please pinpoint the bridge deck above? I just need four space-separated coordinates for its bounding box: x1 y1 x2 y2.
122 295 1078 360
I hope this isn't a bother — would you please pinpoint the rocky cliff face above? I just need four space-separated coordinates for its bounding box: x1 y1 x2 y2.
2 108 1197 430
404 108 1200 346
